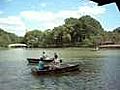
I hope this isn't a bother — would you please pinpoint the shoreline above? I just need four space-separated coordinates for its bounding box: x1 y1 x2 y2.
99 44 120 48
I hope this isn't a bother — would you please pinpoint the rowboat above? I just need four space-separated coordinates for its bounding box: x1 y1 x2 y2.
27 58 54 64
31 63 79 75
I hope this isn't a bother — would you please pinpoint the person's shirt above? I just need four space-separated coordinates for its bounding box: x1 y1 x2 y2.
54 58 60 63
54 58 61 66
38 61 44 70
42 53 46 59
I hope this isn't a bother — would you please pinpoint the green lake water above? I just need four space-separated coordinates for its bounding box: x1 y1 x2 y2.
0 48 120 90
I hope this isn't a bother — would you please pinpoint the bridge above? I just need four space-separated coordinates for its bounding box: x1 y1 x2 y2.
8 44 27 48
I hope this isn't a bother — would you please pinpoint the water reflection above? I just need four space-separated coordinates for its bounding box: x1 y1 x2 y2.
98 51 120 90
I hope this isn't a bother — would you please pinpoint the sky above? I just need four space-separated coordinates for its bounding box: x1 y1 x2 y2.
0 0 120 36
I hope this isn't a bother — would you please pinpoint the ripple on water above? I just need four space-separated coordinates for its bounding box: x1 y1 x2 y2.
0 49 120 90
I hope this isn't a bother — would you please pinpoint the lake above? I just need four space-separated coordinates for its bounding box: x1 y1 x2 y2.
0 48 120 90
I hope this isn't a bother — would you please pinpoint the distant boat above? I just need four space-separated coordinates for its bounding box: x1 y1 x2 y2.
91 47 99 51
31 63 79 75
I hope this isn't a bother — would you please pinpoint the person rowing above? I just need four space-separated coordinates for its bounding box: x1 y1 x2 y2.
48 53 61 70
36 57 44 70
42 51 47 59
40 51 48 60
38 59 44 70
54 53 60 66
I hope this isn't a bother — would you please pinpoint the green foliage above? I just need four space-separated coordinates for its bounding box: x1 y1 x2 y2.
1 15 119 48
0 28 21 47
113 27 120 33
23 15 105 47
23 30 43 47
112 27 120 44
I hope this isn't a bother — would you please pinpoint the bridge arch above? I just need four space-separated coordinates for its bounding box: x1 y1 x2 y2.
8 44 27 48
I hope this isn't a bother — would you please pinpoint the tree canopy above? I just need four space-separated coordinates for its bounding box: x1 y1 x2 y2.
0 15 120 48
23 15 105 47
0 28 22 47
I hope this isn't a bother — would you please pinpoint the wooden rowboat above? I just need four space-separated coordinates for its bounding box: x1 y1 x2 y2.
31 63 79 75
27 58 54 64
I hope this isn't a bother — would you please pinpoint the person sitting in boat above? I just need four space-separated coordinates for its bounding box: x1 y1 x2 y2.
48 53 60 70
38 59 44 70
43 51 47 59
40 51 47 60
53 53 61 67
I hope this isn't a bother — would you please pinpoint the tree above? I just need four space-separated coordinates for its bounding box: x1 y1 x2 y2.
22 15 105 47
23 30 43 47
0 28 21 47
